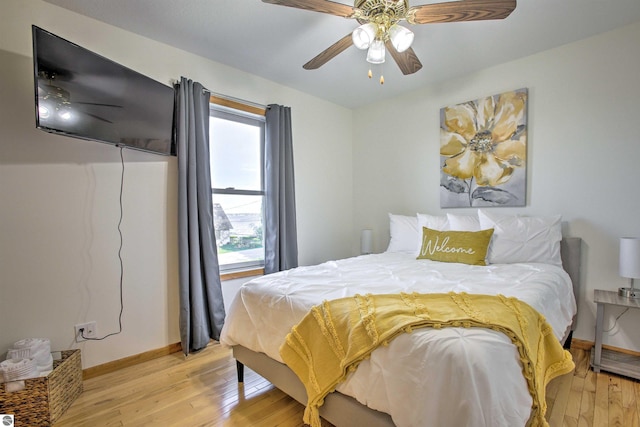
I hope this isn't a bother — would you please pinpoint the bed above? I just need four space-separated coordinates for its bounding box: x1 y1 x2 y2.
220 210 581 427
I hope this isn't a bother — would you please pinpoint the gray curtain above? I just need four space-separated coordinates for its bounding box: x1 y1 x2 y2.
264 104 299 274
176 77 225 355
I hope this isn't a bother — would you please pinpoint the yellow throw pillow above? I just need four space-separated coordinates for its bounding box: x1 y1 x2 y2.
417 227 494 265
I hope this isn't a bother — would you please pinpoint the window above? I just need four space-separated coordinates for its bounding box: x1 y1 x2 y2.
209 99 265 273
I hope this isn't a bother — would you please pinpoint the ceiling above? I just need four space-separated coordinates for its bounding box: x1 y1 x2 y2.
43 0 640 109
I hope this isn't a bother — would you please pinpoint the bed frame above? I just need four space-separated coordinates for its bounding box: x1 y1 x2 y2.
232 237 582 427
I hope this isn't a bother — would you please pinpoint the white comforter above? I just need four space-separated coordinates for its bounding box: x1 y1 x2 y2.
219 252 576 427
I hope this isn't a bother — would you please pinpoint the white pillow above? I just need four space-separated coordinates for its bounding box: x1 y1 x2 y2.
386 214 419 253
417 213 449 231
416 213 449 255
447 213 481 231
478 209 562 265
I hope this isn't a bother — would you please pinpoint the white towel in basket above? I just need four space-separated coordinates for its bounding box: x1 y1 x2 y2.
0 358 38 382
5 338 53 375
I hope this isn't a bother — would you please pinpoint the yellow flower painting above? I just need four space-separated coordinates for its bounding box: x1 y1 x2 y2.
440 88 527 208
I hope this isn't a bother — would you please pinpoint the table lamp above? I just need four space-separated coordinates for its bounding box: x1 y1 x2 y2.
618 237 640 298
361 229 373 255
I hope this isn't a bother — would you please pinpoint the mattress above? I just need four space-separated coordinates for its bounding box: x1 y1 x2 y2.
219 252 576 427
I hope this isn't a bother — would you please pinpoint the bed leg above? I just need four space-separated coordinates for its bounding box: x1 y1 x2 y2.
563 330 573 350
236 360 244 383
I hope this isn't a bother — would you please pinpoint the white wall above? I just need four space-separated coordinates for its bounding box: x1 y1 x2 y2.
353 21 640 352
0 0 353 368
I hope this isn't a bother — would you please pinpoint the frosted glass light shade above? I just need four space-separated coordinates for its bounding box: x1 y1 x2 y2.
361 229 373 254
619 237 640 278
389 24 414 53
366 39 386 64
352 23 377 50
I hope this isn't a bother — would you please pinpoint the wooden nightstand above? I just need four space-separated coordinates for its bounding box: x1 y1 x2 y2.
591 289 640 379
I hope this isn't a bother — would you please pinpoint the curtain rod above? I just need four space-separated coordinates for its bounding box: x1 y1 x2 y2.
174 77 268 111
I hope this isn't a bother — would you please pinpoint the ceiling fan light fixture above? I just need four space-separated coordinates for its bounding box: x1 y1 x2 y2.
366 39 385 64
389 24 414 53
263 0 516 79
352 22 377 50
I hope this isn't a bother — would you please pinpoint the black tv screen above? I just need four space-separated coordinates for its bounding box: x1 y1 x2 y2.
32 26 176 156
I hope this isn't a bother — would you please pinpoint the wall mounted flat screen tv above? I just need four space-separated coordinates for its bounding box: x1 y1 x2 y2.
32 26 176 156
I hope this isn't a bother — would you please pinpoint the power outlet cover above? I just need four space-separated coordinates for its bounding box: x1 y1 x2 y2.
75 321 97 342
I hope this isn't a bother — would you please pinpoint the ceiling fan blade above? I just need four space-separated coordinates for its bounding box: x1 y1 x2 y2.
262 0 355 18
407 0 516 24
303 34 354 70
385 42 423 75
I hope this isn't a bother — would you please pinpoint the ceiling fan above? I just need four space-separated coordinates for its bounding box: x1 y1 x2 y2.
262 0 516 82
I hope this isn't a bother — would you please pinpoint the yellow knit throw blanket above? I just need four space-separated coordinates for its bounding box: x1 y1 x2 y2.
279 292 574 427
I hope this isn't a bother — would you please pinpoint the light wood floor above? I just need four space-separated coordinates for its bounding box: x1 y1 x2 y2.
54 344 640 427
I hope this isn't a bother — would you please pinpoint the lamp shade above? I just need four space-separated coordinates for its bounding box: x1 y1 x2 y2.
366 39 386 64
352 23 377 50
389 24 414 53
619 237 640 278
361 229 373 255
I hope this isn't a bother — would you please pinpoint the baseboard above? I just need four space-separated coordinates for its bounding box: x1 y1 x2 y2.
571 338 593 351
82 342 182 380
571 338 640 357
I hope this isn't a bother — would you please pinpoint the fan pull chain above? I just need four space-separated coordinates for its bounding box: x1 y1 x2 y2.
368 65 384 84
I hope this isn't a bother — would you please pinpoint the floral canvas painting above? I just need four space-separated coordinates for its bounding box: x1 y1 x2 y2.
440 88 527 208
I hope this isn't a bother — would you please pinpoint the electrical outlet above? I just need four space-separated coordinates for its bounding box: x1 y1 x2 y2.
75 321 97 342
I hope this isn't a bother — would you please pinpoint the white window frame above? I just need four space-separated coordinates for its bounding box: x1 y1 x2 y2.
209 102 266 274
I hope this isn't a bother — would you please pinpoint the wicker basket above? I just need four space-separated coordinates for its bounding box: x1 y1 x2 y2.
0 349 83 426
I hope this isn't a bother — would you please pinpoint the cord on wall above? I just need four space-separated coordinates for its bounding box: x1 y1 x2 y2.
603 307 629 333
81 146 126 341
